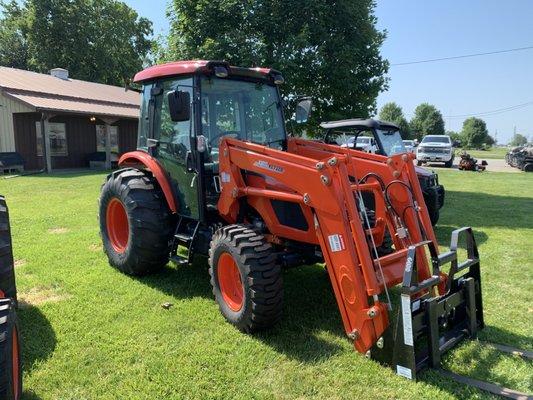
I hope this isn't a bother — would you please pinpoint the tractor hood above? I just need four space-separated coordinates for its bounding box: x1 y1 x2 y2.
415 165 434 177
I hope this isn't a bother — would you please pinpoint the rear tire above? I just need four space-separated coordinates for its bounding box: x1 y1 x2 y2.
0 196 17 301
209 225 283 332
0 298 21 400
99 169 174 275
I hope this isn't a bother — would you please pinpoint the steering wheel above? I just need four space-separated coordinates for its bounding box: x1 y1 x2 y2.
209 131 240 146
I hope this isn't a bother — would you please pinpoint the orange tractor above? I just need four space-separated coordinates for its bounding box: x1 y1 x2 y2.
98 60 499 389
0 196 21 400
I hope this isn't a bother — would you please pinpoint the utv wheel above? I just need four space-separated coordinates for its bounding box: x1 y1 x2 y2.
209 225 283 332
99 169 173 275
0 298 21 400
523 163 533 172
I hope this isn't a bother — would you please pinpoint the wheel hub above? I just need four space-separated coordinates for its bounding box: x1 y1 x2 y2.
217 253 244 312
106 198 129 253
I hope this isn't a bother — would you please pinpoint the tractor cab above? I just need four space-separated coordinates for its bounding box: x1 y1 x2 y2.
132 61 307 222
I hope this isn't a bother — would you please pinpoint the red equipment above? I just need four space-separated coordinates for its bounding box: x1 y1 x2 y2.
98 61 528 395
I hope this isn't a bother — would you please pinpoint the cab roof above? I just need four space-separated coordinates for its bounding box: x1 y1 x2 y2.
320 118 399 131
134 60 278 83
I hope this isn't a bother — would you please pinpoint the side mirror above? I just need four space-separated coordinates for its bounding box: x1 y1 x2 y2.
453 140 461 148
168 90 191 122
295 97 313 124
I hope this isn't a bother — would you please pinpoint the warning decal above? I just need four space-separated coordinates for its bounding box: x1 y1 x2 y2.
328 234 346 252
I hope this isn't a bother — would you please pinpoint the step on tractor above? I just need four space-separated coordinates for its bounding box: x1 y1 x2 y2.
99 61 529 396
0 196 22 400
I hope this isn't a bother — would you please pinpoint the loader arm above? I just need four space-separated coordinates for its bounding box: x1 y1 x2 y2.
217 137 443 353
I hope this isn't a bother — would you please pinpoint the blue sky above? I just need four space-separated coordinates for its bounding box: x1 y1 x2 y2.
124 0 533 144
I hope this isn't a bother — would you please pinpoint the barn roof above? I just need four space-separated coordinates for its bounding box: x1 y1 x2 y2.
0 66 140 119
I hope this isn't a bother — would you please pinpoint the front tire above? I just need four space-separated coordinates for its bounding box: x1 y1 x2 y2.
444 159 453 168
209 225 283 332
0 298 21 400
99 169 173 275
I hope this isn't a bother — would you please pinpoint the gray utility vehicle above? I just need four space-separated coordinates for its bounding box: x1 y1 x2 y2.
321 119 445 225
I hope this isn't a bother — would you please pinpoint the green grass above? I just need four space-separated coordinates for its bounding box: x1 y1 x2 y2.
0 169 531 399
460 147 509 159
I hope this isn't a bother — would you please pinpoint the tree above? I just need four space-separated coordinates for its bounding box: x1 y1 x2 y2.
378 102 410 138
509 133 528 147
409 103 445 140
0 0 153 86
460 117 491 149
0 1 28 69
166 0 389 125
446 130 462 145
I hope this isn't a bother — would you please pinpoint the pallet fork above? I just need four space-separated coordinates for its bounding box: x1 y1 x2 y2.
371 228 532 399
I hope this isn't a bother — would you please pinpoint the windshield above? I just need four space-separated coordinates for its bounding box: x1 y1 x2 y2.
200 77 285 159
403 140 414 146
357 137 371 143
375 128 406 155
422 136 450 144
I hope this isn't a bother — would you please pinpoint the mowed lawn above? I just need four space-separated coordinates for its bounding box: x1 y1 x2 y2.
0 168 531 400
462 147 508 160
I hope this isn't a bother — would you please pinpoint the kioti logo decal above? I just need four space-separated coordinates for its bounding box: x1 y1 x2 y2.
253 160 284 174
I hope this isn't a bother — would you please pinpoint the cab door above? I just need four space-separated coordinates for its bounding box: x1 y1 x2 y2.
152 77 200 219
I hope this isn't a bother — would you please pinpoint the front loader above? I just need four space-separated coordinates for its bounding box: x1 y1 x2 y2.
99 61 529 397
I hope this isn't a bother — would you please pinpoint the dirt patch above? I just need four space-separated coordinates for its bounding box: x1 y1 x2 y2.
89 243 102 252
18 286 71 308
14 259 26 268
48 227 70 234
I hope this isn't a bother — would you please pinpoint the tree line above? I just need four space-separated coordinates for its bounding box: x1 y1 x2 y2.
378 102 496 149
0 0 520 149
0 0 153 86
1 0 388 121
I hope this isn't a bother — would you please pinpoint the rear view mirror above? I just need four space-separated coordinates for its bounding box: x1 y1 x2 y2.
168 90 191 122
295 97 313 124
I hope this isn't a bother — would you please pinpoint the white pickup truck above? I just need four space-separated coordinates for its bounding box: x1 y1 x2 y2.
340 135 378 153
416 135 455 168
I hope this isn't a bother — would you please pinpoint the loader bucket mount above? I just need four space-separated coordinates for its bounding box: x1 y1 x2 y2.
370 227 484 380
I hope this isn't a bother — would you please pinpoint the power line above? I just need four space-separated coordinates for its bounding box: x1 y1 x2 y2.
444 101 533 119
391 45 533 66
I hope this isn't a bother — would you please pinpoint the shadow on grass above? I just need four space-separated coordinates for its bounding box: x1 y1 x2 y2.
255 264 345 363
17 304 56 400
434 225 488 247
134 257 345 363
422 326 533 398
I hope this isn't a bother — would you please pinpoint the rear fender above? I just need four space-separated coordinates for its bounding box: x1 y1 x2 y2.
118 151 178 213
